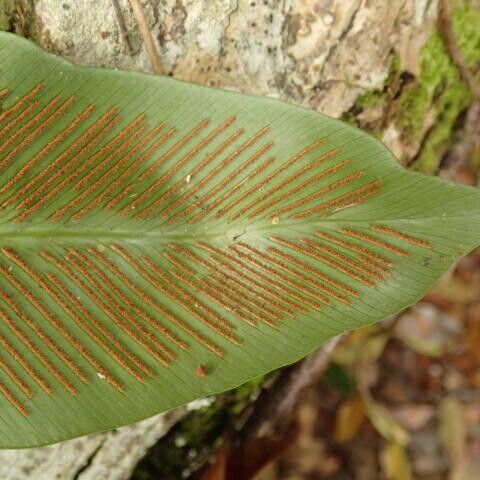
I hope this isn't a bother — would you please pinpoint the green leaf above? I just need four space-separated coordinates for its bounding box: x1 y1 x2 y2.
0 31 478 448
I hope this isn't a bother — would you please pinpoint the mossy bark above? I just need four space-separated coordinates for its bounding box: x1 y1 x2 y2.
0 0 478 478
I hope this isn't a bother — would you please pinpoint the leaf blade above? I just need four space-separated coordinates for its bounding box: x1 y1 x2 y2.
0 32 478 447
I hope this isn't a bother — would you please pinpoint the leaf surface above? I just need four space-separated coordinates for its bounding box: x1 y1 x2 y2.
0 32 478 447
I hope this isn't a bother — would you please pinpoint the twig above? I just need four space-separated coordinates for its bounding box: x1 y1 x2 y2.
128 0 163 75
439 0 480 98
243 335 344 439
111 0 133 55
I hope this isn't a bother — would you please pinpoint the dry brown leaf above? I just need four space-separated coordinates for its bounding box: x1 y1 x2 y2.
198 440 230 480
391 404 434 431
197 433 296 480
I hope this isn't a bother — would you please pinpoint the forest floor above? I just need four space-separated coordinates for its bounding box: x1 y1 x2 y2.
266 247 480 479
259 103 480 480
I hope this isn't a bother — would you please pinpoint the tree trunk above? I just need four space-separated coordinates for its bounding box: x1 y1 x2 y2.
0 0 478 478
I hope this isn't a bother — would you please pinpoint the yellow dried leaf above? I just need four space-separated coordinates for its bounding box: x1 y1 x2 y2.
334 395 366 443
363 393 409 446
438 397 467 472
380 442 412 480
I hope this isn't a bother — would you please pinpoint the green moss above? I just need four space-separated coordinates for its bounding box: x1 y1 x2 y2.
0 0 15 31
346 2 479 174
0 0 34 36
454 1 480 71
396 33 472 173
343 55 401 131
356 90 385 110
395 1 480 173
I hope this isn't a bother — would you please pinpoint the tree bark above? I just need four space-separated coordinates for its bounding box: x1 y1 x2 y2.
0 409 185 480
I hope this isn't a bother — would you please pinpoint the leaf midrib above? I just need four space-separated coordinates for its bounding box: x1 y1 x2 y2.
0 215 449 244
